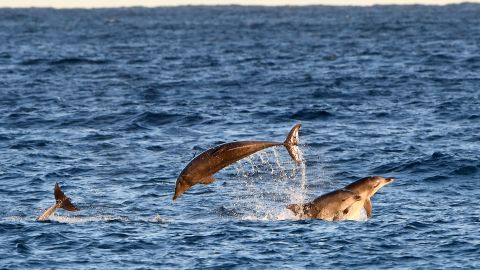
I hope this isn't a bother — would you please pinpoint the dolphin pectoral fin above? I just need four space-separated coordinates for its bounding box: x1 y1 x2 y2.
364 199 372 218
284 124 302 164
199 175 216 185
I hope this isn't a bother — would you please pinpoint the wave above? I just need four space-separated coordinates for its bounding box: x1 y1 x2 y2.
18 57 110 66
453 165 478 176
130 111 206 129
374 152 479 180
288 108 333 121
49 57 110 65
9 139 50 150
132 111 182 126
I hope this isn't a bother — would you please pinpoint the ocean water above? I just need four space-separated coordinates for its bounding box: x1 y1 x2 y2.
1 4 479 269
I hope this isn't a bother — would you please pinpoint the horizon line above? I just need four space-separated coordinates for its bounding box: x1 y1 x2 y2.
0 1 477 9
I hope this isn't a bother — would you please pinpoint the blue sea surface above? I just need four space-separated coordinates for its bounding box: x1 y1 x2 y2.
1 4 479 269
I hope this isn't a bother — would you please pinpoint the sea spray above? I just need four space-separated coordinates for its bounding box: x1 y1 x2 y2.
49 214 128 223
230 146 308 220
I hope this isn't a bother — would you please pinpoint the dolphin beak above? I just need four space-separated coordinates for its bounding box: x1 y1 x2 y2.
385 178 395 184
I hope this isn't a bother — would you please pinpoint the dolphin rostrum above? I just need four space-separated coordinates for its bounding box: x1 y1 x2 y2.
36 183 80 221
173 123 302 200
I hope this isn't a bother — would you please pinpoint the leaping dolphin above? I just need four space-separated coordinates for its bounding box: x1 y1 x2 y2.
173 123 302 200
36 183 80 221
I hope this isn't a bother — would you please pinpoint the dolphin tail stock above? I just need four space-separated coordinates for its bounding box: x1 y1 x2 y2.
54 183 80 211
284 123 302 164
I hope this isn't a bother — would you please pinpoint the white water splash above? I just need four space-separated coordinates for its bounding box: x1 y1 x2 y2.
230 146 309 221
49 214 128 223
149 214 168 223
4 216 28 222
3 213 168 224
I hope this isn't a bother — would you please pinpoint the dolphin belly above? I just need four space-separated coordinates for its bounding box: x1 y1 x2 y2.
340 201 365 221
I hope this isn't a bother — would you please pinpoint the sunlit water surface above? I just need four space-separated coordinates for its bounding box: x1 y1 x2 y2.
1 4 479 269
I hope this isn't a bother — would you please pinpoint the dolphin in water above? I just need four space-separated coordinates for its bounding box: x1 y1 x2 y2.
341 176 394 220
36 183 80 221
287 189 362 221
173 123 302 200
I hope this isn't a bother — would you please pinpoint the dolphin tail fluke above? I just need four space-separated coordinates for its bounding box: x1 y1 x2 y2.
284 123 302 164
54 183 80 211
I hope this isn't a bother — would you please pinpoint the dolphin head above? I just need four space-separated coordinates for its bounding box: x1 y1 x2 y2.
371 176 394 195
347 176 394 197
173 175 191 201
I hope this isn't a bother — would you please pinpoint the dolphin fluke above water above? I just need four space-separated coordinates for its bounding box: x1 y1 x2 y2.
173 123 302 200
284 123 301 163
36 183 80 221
